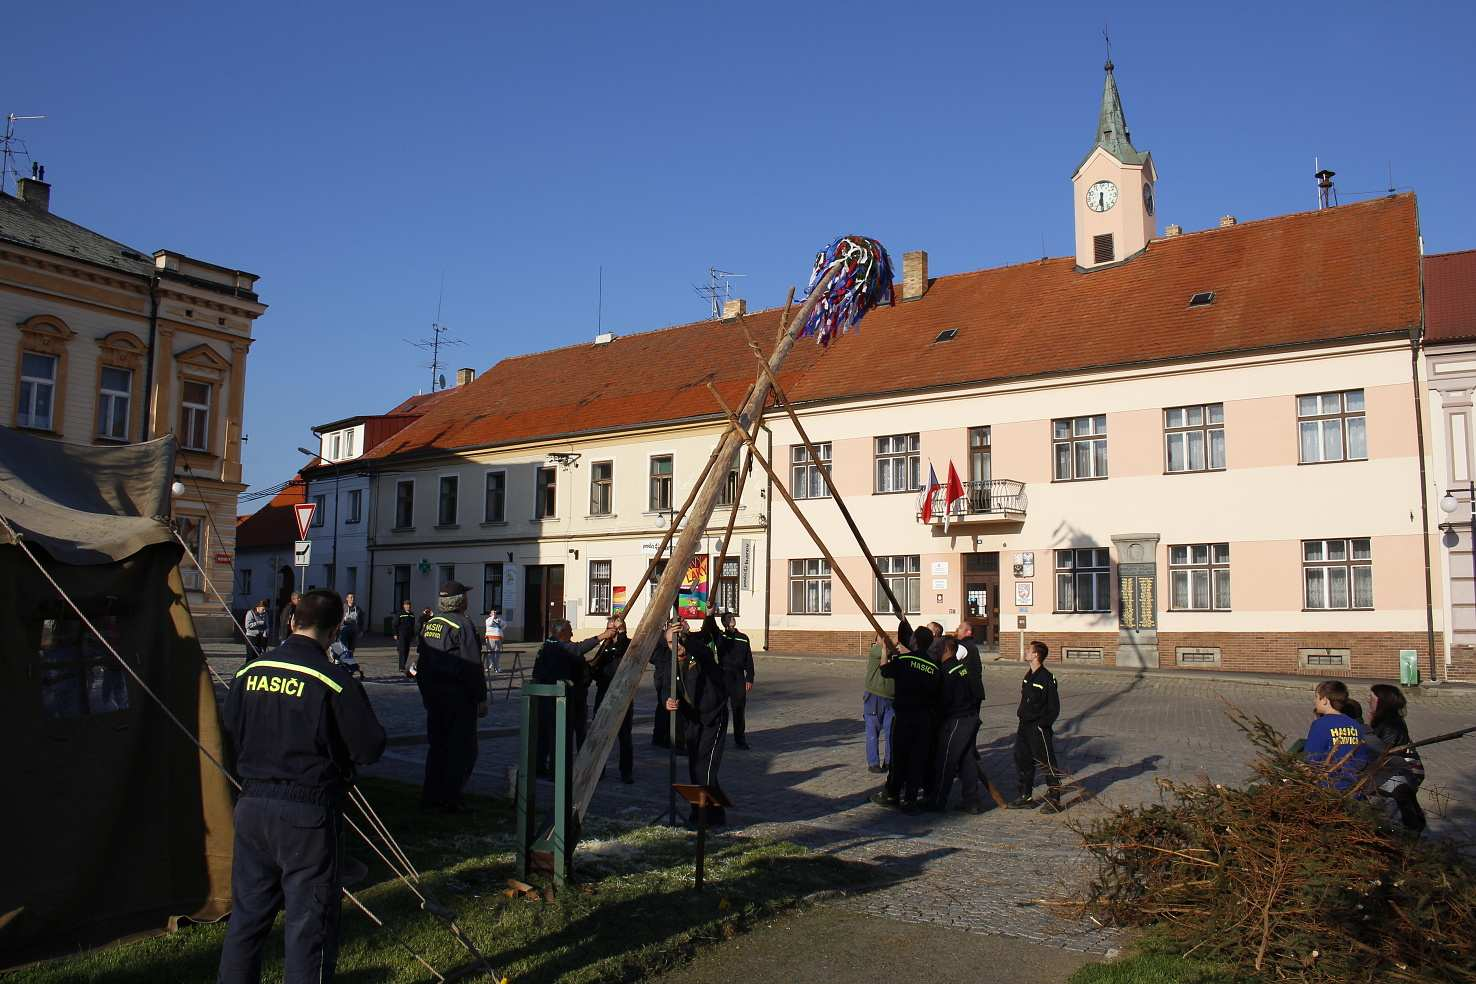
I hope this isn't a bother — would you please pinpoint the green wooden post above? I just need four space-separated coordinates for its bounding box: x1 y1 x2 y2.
515 683 539 880
517 681 575 887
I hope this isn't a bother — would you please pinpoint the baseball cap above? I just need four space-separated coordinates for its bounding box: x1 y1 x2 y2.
439 580 470 597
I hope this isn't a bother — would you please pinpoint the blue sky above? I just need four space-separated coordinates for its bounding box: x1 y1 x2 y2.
6 1 1473 497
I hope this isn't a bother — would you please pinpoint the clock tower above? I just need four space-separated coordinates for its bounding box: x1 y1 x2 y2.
1072 58 1157 270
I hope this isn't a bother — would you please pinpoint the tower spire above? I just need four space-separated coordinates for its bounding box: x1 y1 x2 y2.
1092 59 1144 165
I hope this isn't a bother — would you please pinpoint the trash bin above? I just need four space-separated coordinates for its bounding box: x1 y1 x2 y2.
1399 649 1419 686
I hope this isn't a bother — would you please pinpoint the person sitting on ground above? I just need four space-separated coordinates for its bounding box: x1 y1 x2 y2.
1303 680 1378 794
1367 683 1427 834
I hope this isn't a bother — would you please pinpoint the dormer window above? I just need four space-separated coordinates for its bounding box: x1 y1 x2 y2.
934 328 959 343
1189 291 1216 308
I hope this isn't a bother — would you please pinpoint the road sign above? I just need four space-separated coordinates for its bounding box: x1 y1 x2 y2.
293 502 317 540
294 540 312 567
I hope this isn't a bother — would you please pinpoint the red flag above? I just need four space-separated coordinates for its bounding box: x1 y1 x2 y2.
919 464 941 523
943 462 965 531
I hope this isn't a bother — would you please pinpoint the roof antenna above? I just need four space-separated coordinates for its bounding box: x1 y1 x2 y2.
1387 161 1395 197
1041 231 1047 261
597 265 603 334
1314 161 1337 210
404 274 465 392
693 267 747 320
1 113 46 195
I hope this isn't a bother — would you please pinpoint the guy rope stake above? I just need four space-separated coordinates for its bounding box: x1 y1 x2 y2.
572 236 896 823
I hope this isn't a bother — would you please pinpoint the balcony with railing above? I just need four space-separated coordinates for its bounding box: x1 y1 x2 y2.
917 479 1027 526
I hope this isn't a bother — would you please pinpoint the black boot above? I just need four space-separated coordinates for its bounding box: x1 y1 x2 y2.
1009 786 1035 809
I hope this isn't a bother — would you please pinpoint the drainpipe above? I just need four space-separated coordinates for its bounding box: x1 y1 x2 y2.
1410 326 1439 682
141 273 160 440
763 421 773 651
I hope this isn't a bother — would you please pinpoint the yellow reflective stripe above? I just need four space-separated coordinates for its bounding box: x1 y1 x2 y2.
234 659 342 693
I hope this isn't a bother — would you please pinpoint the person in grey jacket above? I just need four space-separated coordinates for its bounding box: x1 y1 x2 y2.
243 599 270 658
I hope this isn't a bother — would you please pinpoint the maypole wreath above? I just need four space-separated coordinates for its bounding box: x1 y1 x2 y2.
798 234 895 346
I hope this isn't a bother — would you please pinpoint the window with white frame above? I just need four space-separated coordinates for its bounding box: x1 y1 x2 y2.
1053 415 1108 481
589 560 612 616
346 489 363 524
395 480 415 528
717 468 740 507
1298 390 1366 463
1165 404 1225 472
97 366 132 440
791 443 833 499
535 466 557 519
177 516 204 590
1169 543 1230 610
649 455 673 511
240 568 253 595
873 555 921 614
714 557 740 614
788 559 832 614
484 470 506 522
1303 538 1373 610
179 380 212 452
874 434 919 493
1055 547 1111 612
438 475 459 525
483 562 503 611
330 432 342 460
311 494 326 527
590 461 613 515
18 352 57 430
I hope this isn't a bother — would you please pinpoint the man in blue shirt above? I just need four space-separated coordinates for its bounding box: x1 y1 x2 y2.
1303 680 1377 792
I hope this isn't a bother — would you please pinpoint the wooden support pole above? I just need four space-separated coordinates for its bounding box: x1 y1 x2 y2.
736 319 905 618
572 264 846 821
707 382 900 653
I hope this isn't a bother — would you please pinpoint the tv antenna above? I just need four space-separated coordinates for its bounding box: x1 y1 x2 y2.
693 267 747 320
404 275 465 391
2 113 45 195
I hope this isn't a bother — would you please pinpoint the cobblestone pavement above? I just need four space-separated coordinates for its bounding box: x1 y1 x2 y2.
209 642 1476 954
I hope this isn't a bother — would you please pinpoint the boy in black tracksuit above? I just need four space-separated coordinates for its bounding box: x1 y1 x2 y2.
932 636 986 813
667 616 730 825
871 620 940 814
1013 639 1063 810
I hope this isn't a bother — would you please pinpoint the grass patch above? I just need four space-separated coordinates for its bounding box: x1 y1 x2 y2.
15 778 877 983
1070 952 1249 984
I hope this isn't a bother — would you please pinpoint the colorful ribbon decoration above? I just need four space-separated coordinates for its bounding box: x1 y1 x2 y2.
799 235 895 347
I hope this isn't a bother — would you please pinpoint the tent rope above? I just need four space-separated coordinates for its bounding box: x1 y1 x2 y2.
0 515 456 982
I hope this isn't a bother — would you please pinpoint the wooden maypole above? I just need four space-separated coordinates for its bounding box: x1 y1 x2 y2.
572 237 892 821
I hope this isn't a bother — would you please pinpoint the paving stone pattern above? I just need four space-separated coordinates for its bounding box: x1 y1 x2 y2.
209 643 1476 953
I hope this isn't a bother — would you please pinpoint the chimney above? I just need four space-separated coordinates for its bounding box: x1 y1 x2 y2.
594 331 615 345
1219 215 1237 228
902 250 929 301
721 298 746 320
455 367 475 387
16 177 50 213
1163 224 1183 238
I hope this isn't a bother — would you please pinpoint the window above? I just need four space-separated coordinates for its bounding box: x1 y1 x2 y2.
438 475 459 526
874 433 920 493
968 427 992 484
439 564 455 589
394 565 411 609
346 489 363 524
873 555 921 614
484 470 506 523
346 566 357 596
325 566 336 591
589 461 613 515
331 432 342 460
589 560 612 615
788 559 832 614
311 494 327 527
483 562 503 611
1298 390 1366 463
1168 543 1231 610
718 468 739 508
649 559 668 586
240 568 253 595
17 352 57 430
714 558 740 615
395 480 415 528
535 467 558 519
1055 547 1111 612
97 366 132 440
1164 404 1225 472
791 443 833 499
179 380 212 452
649 455 673 511
1303 538 1373 610
177 516 204 590
345 430 357 458
1053 415 1108 481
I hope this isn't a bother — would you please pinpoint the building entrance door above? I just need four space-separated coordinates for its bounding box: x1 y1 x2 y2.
963 552 1000 649
524 565 565 641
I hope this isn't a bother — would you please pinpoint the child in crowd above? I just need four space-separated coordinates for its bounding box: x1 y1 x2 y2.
1367 683 1427 834
1303 680 1376 793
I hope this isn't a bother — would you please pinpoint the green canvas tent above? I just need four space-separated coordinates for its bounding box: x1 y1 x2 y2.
0 425 235 967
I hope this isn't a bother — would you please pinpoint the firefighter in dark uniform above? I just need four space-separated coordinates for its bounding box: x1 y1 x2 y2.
532 618 619 775
651 628 676 750
590 616 635 783
394 599 418 677
718 610 755 749
666 616 731 826
218 589 386 984
870 621 939 814
931 635 986 813
1012 639 1063 810
414 580 487 812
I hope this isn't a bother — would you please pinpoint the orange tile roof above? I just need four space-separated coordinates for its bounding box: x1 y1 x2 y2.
367 195 1421 462
236 476 308 550
1425 249 1476 344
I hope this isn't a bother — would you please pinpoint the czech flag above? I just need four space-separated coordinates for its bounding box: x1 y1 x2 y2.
920 463 941 523
943 462 966 532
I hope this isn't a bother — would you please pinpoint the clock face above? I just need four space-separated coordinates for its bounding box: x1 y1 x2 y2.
1086 180 1118 212
1143 182 1155 215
